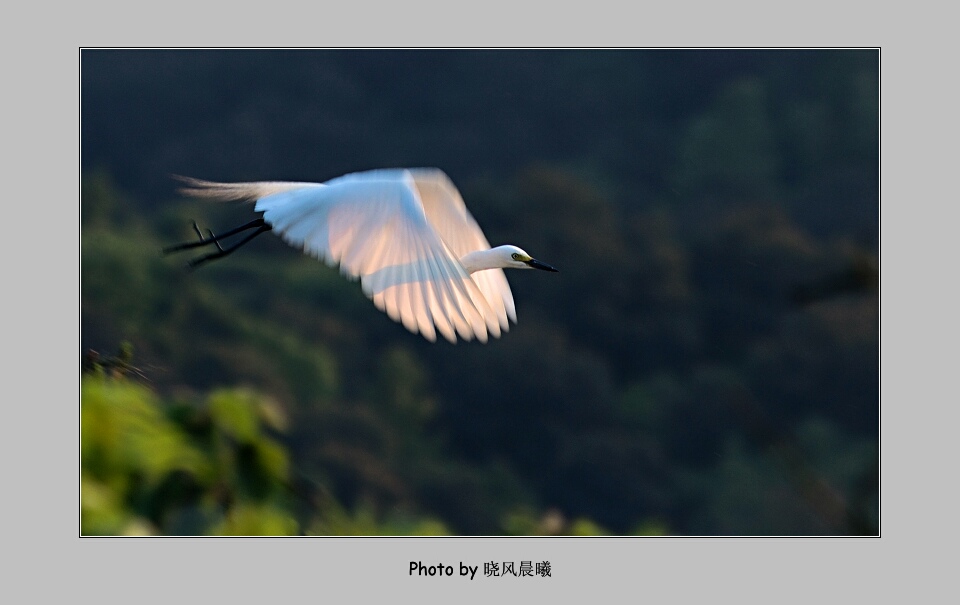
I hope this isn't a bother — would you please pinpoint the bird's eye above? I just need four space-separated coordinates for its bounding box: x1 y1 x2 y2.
511 253 521 260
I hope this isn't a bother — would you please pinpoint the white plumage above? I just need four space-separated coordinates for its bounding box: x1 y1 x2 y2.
173 168 558 343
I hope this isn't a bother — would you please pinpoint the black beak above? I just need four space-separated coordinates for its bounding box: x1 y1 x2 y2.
527 258 559 272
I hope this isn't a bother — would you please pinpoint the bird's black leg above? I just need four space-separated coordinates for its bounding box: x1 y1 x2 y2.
162 217 272 269
163 218 268 254
205 229 225 252
186 223 272 269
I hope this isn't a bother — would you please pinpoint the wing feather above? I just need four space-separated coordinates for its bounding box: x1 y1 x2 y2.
407 169 516 331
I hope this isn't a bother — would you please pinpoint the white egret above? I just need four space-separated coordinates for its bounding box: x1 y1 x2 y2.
164 168 558 343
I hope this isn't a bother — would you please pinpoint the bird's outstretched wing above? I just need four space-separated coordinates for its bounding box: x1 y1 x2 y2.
180 170 503 343
406 169 516 333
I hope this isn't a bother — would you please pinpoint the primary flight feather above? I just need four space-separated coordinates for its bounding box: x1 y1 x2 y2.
167 168 558 344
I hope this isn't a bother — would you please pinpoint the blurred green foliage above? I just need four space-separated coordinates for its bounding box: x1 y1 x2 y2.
81 50 878 535
81 369 453 535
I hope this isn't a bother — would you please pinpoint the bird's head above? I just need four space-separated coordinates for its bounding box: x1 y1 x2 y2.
496 245 559 272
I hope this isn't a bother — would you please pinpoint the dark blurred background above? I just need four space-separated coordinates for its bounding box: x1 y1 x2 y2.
80 49 878 536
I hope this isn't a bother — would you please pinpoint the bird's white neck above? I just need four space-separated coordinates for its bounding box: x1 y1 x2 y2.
460 248 506 273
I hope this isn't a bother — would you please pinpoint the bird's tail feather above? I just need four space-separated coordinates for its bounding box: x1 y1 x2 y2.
173 175 323 203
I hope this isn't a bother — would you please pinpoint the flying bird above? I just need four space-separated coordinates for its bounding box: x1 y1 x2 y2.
164 168 558 343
